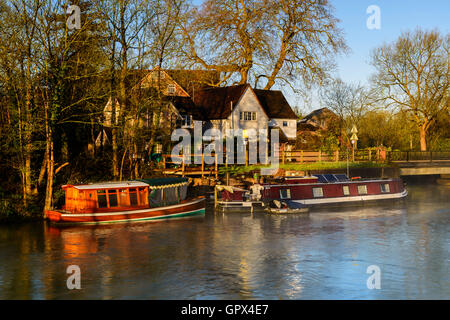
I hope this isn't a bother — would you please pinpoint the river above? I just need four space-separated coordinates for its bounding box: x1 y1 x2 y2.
0 182 448 299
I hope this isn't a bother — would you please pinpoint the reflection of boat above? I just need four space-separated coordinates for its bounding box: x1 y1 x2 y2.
265 200 309 214
46 178 205 225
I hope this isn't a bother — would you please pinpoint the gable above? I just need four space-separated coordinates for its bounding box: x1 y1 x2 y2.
230 86 269 121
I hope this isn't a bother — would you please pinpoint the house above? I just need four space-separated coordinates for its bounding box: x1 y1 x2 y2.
95 68 220 147
94 68 298 158
296 107 341 149
193 84 298 142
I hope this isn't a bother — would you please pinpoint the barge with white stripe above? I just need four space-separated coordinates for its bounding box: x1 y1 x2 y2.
46 178 205 225
215 174 407 210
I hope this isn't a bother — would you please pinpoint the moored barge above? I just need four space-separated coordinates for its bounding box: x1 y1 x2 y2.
46 177 205 225
215 174 407 210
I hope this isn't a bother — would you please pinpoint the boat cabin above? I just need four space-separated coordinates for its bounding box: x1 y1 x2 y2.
62 181 149 213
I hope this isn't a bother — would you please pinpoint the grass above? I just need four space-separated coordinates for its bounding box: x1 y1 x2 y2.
219 161 391 175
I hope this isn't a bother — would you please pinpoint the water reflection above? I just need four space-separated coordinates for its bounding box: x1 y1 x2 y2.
0 183 448 299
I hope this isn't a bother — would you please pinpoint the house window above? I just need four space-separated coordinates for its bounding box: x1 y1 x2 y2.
342 185 350 196
380 183 390 193
313 187 323 198
240 111 256 121
182 115 192 127
280 189 291 199
168 84 176 94
357 185 368 195
283 121 288 127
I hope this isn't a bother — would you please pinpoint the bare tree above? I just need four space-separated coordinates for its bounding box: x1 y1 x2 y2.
180 0 346 88
320 78 371 136
370 29 449 151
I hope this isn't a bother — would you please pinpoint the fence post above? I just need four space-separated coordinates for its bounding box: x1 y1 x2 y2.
430 151 433 163
318 150 321 162
368 150 371 162
335 150 339 162
163 155 166 169
201 153 205 179
215 153 218 179
301 150 304 163
182 156 185 177
282 150 285 164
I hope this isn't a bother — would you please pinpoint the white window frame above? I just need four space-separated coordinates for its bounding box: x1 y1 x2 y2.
357 185 368 195
240 111 256 121
168 84 176 94
380 183 390 193
312 187 323 198
279 189 291 199
342 185 350 196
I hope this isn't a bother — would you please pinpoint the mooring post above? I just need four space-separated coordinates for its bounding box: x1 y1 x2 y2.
201 153 205 179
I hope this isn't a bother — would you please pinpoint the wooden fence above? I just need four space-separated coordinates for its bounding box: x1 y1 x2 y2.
161 150 450 177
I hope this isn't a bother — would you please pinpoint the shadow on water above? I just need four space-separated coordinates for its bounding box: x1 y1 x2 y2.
0 182 449 299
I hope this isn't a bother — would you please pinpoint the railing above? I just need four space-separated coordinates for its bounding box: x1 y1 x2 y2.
161 150 450 176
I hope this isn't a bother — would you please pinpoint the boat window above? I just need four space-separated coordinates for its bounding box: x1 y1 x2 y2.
119 189 129 206
343 185 350 196
313 187 323 198
357 185 368 195
129 189 138 206
139 187 147 205
108 190 118 207
97 190 107 208
380 183 390 193
280 189 291 199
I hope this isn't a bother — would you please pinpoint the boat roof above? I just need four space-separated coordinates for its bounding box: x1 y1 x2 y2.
63 181 149 190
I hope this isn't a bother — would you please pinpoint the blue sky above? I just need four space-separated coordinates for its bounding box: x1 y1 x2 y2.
332 0 450 85
191 0 450 111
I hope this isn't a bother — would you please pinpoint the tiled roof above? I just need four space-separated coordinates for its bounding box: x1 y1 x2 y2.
193 84 250 120
253 89 298 119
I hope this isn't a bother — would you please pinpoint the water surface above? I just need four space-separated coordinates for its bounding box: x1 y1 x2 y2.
0 183 448 299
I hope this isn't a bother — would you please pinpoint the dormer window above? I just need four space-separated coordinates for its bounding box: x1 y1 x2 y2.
168 84 176 95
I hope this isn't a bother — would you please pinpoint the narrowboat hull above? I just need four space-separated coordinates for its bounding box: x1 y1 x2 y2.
289 189 408 206
46 197 205 225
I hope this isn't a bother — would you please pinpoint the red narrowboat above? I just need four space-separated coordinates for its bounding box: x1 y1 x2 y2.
46 178 205 225
215 174 407 210
263 174 407 206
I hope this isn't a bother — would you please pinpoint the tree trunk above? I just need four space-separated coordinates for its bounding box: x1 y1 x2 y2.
44 102 54 214
419 123 427 151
